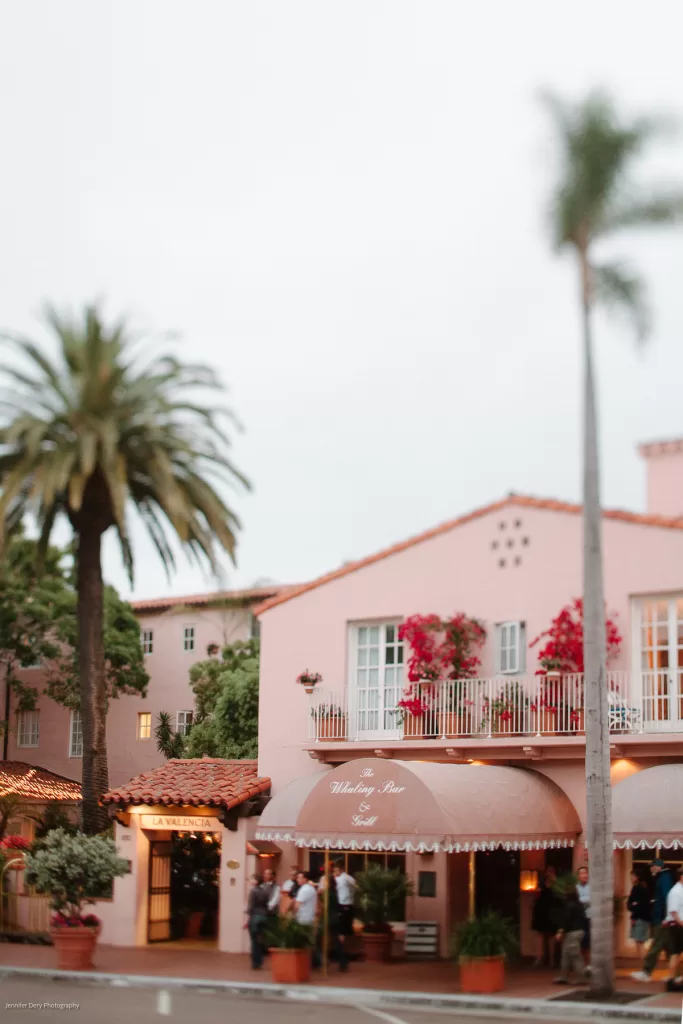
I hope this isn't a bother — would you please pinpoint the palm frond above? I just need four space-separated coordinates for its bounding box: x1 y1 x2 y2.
593 262 651 343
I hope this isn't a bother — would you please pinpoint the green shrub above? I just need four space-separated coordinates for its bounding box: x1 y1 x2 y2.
264 915 314 949
451 911 519 960
24 828 128 919
355 864 413 933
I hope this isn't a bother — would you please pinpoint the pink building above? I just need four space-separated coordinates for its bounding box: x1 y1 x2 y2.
3 586 281 788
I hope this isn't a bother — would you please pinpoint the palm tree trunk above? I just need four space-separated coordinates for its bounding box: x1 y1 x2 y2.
77 524 110 834
581 249 615 997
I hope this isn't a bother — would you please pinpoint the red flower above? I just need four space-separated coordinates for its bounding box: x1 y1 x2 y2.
530 598 622 674
0 836 30 850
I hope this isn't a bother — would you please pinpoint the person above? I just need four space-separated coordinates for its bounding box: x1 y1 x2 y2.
632 859 675 982
532 867 562 968
262 866 281 919
576 866 591 967
245 873 269 970
663 866 683 986
627 869 651 959
282 866 300 903
553 889 588 986
294 871 320 967
332 861 356 971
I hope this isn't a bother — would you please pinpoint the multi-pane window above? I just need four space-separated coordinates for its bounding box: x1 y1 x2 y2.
137 712 152 740
142 630 154 655
496 621 525 674
17 710 40 748
69 709 83 758
637 597 683 724
176 711 193 736
353 623 404 735
308 851 407 920
183 626 195 652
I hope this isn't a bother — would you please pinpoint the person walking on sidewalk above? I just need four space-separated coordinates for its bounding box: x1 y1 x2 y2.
532 866 562 968
553 889 588 986
245 874 269 970
663 866 683 986
632 859 674 982
576 865 591 968
294 871 321 968
627 869 651 960
262 867 281 920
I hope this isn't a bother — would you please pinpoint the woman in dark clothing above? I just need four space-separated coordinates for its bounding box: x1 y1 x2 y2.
627 869 651 958
532 867 562 968
245 874 269 969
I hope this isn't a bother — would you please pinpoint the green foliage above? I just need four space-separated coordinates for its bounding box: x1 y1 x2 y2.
264 915 314 949
33 803 79 842
0 794 37 841
451 911 519 961
185 639 259 759
0 304 249 582
551 872 579 897
155 712 186 759
355 865 413 933
24 828 129 917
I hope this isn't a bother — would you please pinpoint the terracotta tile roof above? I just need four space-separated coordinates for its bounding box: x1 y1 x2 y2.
101 758 271 809
255 493 683 616
0 761 82 803
639 437 683 456
130 585 292 614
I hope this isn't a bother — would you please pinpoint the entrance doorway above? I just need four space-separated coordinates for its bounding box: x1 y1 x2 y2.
147 831 221 944
475 850 520 929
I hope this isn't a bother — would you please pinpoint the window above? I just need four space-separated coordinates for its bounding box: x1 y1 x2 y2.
183 626 195 652
249 612 261 641
496 621 525 674
69 709 83 758
176 711 193 736
137 712 152 740
352 623 404 736
308 851 407 920
142 629 153 655
17 710 40 748
635 596 683 724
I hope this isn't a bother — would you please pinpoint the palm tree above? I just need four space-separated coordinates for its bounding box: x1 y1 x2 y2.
0 306 249 833
542 91 683 996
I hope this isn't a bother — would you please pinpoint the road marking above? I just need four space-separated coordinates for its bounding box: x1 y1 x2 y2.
352 1004 411 1024
157 989 172 1016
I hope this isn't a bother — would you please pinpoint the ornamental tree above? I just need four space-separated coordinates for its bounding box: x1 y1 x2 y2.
184 638 260 758
399 613 486 683
530 598 622 673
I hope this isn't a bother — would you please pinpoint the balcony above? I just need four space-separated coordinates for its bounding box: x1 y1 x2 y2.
306 671 683 764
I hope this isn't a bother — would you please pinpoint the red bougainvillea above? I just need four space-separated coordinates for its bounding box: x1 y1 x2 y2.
397 613 486 717
0 836 30 850
530 598 622 674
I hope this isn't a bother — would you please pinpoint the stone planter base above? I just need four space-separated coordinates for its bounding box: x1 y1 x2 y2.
362 930 392 962
50 926 99 971
459 954 505 993
268 947 312 983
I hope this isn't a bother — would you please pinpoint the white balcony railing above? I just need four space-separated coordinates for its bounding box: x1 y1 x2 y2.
307 672 683 743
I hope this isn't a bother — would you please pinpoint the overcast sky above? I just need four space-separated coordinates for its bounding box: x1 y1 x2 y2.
2 1 683 600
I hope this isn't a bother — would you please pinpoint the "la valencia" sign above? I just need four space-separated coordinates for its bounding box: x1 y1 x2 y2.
140 814 220 831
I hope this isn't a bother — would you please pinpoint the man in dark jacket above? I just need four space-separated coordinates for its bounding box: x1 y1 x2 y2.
553 891 588 985
631 859 674 982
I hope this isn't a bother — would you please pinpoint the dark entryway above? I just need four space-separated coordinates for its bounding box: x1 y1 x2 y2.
147 832 221 943
475 849 520 928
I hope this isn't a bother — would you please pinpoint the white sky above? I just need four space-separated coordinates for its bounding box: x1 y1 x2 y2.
2 1 683 600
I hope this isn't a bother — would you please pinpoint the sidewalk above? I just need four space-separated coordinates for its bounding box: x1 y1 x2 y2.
0 942 680 1016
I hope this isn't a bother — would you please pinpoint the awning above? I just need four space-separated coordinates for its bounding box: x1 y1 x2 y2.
256 758 580 853
612 764 683 850
247 840 282 855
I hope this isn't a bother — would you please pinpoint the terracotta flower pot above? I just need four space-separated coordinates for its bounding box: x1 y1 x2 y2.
570 710 585 733
362 930 392 962
184 911 204 938
440 712 470 737
459 955 505 994
402 714 424 740
317 716 347 740
268 947 312 983
50 925 99 971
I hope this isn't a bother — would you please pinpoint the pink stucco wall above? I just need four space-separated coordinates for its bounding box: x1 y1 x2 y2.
5 605 254 788
258 500 683 790
642 444 683 516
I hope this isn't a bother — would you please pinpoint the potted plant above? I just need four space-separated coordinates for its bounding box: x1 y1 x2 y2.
265 914 315 983
396 693 429 739
355 864 413 962
297 670 322 695
452 911 518 994
311 703 348 740
25 827 128 970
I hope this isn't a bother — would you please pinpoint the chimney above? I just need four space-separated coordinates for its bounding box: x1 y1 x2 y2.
639 439 683 517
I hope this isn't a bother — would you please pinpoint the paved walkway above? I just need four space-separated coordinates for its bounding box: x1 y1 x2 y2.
0 942 680 1011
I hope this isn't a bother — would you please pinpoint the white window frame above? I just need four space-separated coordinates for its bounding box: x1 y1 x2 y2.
183 625 195 653
17 710 40 748
137 712 152 740
69 709 83 758
142 629 154 655
176 710 193 736
632 594 683 727
496 621 525 675
348 621 404 740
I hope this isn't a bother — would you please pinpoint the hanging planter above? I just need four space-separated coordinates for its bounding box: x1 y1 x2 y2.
297 670 322 695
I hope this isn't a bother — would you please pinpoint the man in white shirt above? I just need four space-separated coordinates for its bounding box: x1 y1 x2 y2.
332 861 357 972
576 866 591 969
294 871 320 967
263 867 281 918
664 867 683 983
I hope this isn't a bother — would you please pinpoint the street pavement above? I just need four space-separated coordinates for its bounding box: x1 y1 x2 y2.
1 977 679 1024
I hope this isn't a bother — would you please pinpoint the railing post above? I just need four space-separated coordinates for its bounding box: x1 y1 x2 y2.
486 677 493 739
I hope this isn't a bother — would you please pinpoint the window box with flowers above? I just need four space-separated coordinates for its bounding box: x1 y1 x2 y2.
396 614 486 739
311 703 348 740
530 599 622 735
297 670 322 695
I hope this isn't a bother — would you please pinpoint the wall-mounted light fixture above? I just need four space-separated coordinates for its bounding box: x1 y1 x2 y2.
520 870 539 892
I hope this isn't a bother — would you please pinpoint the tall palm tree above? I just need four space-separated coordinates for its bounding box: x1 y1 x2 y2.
542 91 683 996
0 306 249 832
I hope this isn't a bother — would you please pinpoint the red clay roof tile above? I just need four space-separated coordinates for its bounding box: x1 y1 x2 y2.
130 585 292 614
101 758 271 809
255 493 683 616
0 761 82 803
